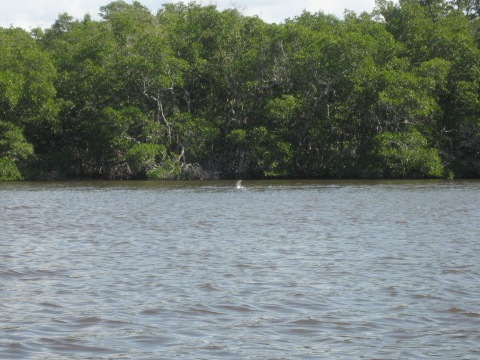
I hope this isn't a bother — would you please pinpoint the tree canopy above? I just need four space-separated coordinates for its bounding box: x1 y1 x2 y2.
1 0 479 180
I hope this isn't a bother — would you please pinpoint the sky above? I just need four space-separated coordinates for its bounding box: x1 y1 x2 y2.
0 0 377 30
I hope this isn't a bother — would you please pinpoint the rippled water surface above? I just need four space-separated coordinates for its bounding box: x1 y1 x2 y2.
1 180 480 359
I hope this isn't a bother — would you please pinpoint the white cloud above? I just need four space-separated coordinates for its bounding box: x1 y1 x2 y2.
0 0 101 29
0 0 377 29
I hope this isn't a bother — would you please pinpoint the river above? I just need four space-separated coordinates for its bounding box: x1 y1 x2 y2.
1 180 479 359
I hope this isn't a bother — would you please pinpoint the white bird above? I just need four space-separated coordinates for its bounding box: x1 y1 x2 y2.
235 180 243 189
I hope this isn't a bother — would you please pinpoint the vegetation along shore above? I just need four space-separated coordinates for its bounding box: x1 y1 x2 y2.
1 0 479 180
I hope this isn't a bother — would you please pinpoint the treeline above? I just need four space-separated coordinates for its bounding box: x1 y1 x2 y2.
1 0 479 180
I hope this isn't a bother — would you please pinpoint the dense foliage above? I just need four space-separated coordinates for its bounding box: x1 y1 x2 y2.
1 0 479 180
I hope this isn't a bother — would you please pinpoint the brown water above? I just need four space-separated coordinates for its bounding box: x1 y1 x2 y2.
1 180 480 359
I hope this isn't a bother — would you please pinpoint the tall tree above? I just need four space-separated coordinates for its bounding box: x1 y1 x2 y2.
0 28 58 179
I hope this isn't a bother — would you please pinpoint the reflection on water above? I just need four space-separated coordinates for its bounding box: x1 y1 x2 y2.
1 180 480 359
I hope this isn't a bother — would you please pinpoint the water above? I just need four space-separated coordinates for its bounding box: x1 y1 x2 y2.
1 180 480 359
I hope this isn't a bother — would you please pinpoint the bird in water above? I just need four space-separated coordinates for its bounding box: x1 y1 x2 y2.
236 180 244 189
